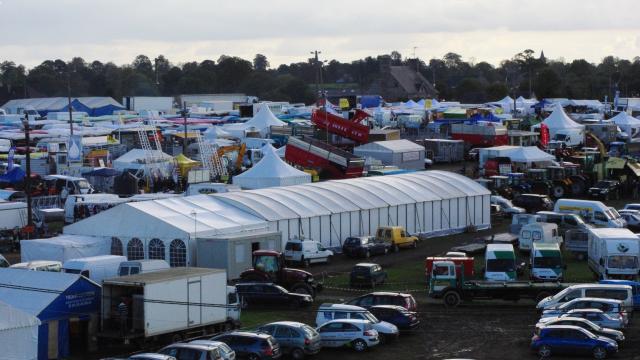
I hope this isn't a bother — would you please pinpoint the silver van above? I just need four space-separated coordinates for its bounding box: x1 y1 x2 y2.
536 284 634 311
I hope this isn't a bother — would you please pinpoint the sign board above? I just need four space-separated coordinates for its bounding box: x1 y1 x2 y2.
68 135 82 163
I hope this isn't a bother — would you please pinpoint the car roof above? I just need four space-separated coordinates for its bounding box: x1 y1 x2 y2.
129 354 176 360
539 317 590 325
566 308 604 314
189 340 228 347
219 331 270 339
264 321 308 328
162 343 217 351
320 318 368 326
319 303 366 311
354 263 379 267
369 291 410 297
542 325 586 332
566 283 632 290
565 297 623 304
369 305 407 311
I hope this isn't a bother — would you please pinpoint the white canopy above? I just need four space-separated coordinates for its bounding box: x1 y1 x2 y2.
403 100 419 109
540 104 584 134
505 146 555 163
20 234 110 263
233 144 311 189
204 126 232 140
113 149 175 171
612 112 640 138
0 300 40 360
223 104 286 138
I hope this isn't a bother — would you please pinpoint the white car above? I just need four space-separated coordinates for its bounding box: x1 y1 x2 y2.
623 203 640 212
128 354 176 360
618 209 640 230
159 343 224 360
491 195 525 217
315 319 379 352
189 340 236 360
538 309 626 330
316 303 399 342
540 297 628 325
284 238 333 267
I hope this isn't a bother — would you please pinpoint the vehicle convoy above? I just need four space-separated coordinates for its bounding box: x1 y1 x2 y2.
587 228 640 280
239 250 322 297
428 260 568 307
284 237 333 267
375 226 419 252
518 223 563 252
554 199 626 228
530 243 565 282
99 268 240 343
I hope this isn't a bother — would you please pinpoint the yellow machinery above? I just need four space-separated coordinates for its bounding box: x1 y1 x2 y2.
217 143 247 173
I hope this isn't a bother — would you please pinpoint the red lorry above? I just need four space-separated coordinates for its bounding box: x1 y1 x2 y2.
425 256 475 281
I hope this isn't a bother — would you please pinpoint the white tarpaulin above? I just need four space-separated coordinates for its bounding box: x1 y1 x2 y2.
20 235 109 263
224 103 286 138
113 149 175 172
0 300 39 360
233 144 311 189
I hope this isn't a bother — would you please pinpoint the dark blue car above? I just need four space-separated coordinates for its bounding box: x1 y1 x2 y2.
599 279 640 310
368 305 420 331
531 325 617 359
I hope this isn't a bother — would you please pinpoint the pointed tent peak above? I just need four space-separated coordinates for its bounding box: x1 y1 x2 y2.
175 153 198 165
516 96 526 102
612 111 640 125
501 96 514 102
542 103 584 130
404 99 418 108
246 104 286 128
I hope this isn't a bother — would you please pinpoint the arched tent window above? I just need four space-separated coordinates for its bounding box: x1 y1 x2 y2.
110 237 123 256
148 238 165 260
169 239 187 267
127 238 144 260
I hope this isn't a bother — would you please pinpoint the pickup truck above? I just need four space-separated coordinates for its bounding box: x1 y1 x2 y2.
375 226 418 252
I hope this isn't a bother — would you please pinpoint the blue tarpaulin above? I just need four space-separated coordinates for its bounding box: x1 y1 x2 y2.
0 167 26 183
360 95 382 108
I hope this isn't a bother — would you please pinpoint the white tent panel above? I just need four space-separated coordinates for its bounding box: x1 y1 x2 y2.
0 300 40 360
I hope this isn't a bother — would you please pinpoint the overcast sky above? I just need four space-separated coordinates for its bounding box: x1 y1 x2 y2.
1 0 639 68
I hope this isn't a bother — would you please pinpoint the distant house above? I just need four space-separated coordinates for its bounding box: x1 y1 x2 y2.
367 56 438 101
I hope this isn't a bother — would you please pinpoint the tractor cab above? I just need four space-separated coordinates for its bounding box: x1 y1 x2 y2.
527 168 548 181
527 168 552 196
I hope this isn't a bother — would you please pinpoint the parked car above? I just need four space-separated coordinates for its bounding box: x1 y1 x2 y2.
256 321 322 359
368 305 420 331
349 263 387 288
211 331 281 360
284 238 333 267
588 180 622 200
536 284 634 311
541 297 628 325
315 319 379 352
512 194 554 213
617 209 640 231
534 317 625 346
623 203 640 212
538 309 626 330
189 341 236 360
599 279 640 310
235 283 313 308
159 343 225 360
491 195 525 217
342 236 391 258
315 303 399 343
531 325 618 359
375 226 418 251
128 354 177 360
344 292 417 311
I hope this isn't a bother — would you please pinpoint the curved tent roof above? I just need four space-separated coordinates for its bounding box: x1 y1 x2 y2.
233 144 311 189
217 170 489 221
504 146 554 163
612 111 640 126
539 103 584 134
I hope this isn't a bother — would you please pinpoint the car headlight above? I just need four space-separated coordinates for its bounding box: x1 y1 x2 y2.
306 276 314 283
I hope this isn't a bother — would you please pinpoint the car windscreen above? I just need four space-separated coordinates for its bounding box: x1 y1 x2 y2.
302 325 318 337
486 259 515 272
285 243 302 251
353 266 370 274
608 255 639 269
534 256 563 268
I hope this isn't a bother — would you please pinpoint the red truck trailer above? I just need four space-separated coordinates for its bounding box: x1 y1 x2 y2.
425 256 475 281
285 136 364 179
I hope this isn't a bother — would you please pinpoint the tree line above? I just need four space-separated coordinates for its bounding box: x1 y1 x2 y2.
1 50 640 106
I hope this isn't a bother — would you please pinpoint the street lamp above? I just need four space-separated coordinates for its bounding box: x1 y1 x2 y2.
22 111 33 233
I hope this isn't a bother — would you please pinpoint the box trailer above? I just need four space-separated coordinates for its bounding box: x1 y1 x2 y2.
99 267 239 342
196 231 282 280
421 139 465 163
122 96 174 113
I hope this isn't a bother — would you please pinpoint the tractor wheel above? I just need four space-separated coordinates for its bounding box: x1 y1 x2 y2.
553 185 565 198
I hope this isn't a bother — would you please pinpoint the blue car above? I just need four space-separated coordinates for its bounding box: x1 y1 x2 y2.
531 325 617 359
368 305 420 331
599 279 640 310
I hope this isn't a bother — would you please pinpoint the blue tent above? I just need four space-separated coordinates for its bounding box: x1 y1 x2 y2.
0 269 101 360
0 167 26 183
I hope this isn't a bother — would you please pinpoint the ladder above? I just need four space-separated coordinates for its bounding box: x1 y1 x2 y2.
137 128 163 184
196 132 227 179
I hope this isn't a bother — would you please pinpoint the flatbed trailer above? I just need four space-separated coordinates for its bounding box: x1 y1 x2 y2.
428 260 570 307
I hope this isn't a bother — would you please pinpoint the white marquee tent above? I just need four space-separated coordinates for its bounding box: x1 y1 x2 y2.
612 111 640 139
535 103 584 137
113 149 175 173
0 300 40 360
21 235 110 263
63 171 490 263
233 144 311 189
224 103 286 138
505 146 555 163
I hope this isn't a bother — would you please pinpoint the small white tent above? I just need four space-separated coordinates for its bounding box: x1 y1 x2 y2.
204 126 233 140
612 112 640 139
21 235 110 263
233 144 311 189
506 146 555 164
0 300 40 360
537 103 584 137
113 149 175 172
223 103 286 138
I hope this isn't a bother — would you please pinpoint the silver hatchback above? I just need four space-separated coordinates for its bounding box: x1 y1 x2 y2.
257 321 322 359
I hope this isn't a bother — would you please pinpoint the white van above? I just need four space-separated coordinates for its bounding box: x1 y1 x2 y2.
63 255 126 283
519 223 563 252
588 228 640 280
554 199 626 228
10 260 62 272
118 259 170 276
530 243 564 282
484 244 517 282
315 303 399 341
284 237 333 267
536 283 634 310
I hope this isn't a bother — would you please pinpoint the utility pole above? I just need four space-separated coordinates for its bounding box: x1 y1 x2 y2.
67 72 73 136
310 50 322 98
22 111 33 230
182 101 188 154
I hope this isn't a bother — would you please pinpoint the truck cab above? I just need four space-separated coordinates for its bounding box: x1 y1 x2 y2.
484 244 517 282
375 226 418 252
429 260 461 296
530 242 565 282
